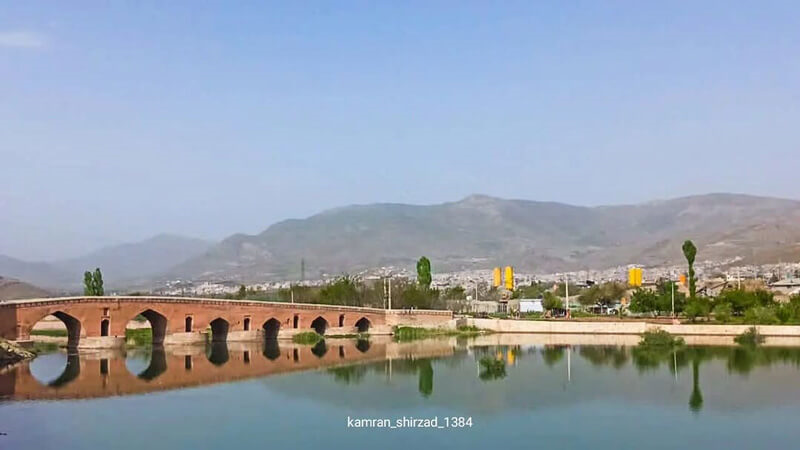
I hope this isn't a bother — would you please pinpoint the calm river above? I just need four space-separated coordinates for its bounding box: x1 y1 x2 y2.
3 334 800 449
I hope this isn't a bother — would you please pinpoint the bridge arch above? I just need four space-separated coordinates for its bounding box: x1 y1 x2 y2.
127 309 168 346
209 318 229 342
355 317 371 333
262 318 280 340
28 311 82 349
311 316 328 335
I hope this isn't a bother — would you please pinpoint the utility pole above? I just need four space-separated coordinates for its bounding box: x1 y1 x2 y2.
565 274 570 319
388 278 392 310
291 287 294 304
737 267 741 290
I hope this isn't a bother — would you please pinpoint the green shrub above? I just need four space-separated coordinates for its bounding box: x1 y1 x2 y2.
713 303 732 323
684 298 711 321
743 307 778 325
775 304 793 324
292 331 323 345
734 326 765 346
638 329 685 348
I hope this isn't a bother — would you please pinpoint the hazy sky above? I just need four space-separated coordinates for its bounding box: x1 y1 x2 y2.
2 1 799 261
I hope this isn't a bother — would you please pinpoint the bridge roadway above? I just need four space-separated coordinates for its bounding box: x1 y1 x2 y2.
0 296 453 348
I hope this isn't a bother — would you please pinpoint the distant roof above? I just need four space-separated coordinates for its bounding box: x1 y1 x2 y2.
773 278 800 287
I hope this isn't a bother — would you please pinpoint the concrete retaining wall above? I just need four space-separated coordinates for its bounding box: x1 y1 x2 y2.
466 318 800 337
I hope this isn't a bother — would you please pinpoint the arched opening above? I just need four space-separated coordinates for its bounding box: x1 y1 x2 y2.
311 316 328 335
29 311 82 349
125 309 168 346
311 340 328 358
100 319 110 336
263 318 281 340
243 317 251 331
184 355 193 371
185 316 193 332
338 314 345 327
100 358 109 375
210 318 229 343
292 348 299 362
244 350 251 364
355 317 371 333
293 315 299 329
339 346 345 358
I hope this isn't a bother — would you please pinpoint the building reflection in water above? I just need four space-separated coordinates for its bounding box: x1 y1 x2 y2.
4 335 800 411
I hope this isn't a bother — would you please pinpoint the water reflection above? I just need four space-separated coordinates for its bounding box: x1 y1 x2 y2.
6 335 800 414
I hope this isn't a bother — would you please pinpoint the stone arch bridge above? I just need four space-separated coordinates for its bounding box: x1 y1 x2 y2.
0 296 452 348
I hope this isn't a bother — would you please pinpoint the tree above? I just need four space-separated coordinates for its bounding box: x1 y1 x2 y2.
84 268 104 296
83 271 94 296
416 256 432 289
442 286 466 300
319 276 360 306
629 289 658 314
93 268 104 296
578 282 627 308
682 240 697 299
542 291 563 313
237 285 247 300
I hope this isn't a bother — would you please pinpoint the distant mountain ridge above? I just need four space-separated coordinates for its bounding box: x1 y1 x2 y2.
0 234 212 290
4 193 800 288
168 193 800 282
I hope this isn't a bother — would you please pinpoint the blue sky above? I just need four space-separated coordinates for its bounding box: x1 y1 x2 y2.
1 1 799 260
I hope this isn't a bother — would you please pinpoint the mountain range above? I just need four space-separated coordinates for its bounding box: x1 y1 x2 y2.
0 234 211 290
2 193 800 290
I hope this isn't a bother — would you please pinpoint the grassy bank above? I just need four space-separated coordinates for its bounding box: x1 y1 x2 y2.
393 325 486 342
30 329 68 337
126 328 153 346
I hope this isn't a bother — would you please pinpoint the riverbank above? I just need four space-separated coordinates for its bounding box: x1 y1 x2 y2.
0 339 35 368
462 317 800 337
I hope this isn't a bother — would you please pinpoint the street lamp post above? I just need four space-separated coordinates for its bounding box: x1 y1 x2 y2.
671 280 675 318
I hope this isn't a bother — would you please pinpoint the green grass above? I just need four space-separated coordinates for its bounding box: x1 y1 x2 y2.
292 331 323 345
393 325 487 342
30 329 68 337
126 328 153 347
325 333 370 339
30 341 61 354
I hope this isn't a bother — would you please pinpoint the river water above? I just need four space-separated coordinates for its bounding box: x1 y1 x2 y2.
3 334 800 449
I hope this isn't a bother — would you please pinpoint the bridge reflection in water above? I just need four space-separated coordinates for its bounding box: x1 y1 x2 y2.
0 337 457 401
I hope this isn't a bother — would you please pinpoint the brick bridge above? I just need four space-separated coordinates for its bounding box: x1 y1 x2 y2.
0 296 453 348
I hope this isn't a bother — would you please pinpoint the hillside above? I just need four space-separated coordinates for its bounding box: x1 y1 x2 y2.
0 234 212 290
0 277 51 301
168 193 800 282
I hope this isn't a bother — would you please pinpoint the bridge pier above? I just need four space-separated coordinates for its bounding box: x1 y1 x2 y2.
163 332 208 345
227 330 261 342
79 336 126 349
